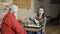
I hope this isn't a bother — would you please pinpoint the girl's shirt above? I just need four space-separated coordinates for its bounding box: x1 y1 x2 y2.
29 13 45 25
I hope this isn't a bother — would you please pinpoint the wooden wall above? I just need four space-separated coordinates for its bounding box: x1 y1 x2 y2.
13 0 31 8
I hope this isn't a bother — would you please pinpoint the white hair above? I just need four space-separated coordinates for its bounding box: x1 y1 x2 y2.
9 5 18 18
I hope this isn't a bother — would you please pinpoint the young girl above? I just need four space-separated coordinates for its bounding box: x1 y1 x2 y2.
28 7 46 34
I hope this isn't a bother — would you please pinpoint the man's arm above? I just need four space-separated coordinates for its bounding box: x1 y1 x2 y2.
11 16 27 34
17 19 22 23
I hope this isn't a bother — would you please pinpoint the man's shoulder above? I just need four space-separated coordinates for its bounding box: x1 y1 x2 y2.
3 13 14 20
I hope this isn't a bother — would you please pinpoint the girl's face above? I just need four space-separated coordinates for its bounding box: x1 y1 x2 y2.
38 8 44 16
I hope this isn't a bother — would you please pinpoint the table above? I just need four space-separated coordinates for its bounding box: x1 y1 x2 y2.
21 24 44 32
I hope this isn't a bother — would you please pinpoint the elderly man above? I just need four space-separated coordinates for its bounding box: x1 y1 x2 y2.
1 5 27 34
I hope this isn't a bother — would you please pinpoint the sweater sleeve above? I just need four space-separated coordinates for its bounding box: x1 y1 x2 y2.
17 19 22 23
11 15 27 34
29 13 37 23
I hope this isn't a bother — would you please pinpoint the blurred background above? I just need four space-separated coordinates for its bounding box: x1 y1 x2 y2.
0 0 60 34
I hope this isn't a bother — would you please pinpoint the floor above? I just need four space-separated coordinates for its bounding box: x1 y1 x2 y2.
46 24 60 34
0 24 60 34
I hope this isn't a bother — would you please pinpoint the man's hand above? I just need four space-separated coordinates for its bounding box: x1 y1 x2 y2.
22 17 28 23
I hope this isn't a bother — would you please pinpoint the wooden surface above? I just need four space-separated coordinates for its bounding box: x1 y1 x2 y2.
13 0 31 8
21 23 44 32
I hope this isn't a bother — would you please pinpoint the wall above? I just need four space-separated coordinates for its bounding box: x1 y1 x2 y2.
0 2 12 24
42 0 60 18
59 16 60 25
34 0 41 12
33 0 60 18
17 0 34 19
18 0 60 18
49 4 60 18
0 0 60 19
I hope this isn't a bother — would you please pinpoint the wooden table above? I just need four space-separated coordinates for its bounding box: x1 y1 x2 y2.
21 24 44 32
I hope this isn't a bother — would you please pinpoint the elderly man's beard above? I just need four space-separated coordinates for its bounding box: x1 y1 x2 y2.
14 12 17 19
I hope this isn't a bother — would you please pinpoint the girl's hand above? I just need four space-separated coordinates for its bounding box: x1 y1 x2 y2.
34 19 39 25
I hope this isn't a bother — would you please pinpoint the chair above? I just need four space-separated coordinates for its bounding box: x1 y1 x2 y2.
42 17 47 34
